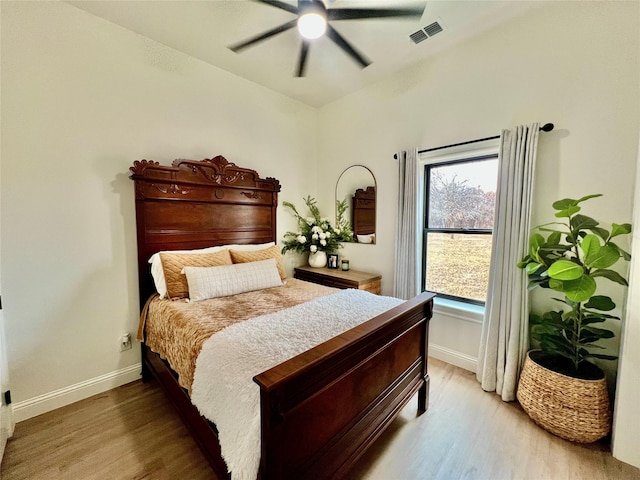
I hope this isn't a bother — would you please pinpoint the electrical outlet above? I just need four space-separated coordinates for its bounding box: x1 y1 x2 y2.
120 332 132 352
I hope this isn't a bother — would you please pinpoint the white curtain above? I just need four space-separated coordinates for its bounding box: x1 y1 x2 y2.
393 148 419 300
476 123 540 401
0 307 14 461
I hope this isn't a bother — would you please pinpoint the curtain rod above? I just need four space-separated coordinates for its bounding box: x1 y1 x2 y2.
394 123 555 159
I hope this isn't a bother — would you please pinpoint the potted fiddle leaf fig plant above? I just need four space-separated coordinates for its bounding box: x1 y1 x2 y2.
516 194 632 443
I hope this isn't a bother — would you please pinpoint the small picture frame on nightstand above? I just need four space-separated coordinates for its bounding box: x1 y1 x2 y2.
327 254 339 269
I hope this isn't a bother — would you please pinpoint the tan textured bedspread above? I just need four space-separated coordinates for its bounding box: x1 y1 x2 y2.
143 278 337 391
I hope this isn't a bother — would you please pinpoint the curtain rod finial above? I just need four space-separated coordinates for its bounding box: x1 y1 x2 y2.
541 123 554 132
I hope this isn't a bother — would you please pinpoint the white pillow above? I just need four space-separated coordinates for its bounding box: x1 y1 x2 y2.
148 242 275 298
357 234 375 244
183 258 283 301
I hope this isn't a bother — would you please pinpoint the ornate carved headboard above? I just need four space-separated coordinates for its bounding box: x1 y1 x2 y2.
129 156 281 305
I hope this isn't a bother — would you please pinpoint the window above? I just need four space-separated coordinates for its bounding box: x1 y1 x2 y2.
420 142 499 305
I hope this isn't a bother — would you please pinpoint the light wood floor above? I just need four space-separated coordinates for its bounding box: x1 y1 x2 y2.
2 358 639 480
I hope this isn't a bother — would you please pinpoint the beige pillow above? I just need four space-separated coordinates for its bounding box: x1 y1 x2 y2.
183 259 283 301
229 245 287 280
160 250 233 299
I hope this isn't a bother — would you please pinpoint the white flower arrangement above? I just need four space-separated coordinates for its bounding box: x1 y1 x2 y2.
281 196 353 255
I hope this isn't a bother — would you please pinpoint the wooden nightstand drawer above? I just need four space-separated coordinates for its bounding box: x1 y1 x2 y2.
294 266 382 295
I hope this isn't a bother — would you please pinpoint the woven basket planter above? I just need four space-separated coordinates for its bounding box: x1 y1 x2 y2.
516 350 611 443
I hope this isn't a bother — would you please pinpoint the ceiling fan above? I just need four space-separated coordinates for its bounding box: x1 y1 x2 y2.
229 0 425 77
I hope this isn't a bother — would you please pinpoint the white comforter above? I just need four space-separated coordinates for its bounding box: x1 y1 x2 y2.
190 288 402 480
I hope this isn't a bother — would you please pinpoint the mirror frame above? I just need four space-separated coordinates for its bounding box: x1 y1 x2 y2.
335 164 377 244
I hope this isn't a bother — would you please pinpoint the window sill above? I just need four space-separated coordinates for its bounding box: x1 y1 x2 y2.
433 297 485 324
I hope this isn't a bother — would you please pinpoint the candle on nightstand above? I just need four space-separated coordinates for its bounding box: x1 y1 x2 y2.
341 259 350 271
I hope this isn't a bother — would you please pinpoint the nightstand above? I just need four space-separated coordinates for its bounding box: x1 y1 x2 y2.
294 266 382 295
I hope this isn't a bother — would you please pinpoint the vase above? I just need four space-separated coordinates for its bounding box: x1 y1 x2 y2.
308 251 327 268
516 350 611 443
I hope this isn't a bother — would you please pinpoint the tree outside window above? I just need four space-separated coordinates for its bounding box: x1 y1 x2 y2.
423 156 498 304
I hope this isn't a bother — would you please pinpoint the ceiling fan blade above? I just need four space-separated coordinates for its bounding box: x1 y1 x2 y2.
253 0 298 15
326 25 371 69
229 19 297 53
328 6 424 21
295 41 310 77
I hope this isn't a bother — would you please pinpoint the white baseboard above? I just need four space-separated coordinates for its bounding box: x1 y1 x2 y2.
429 343 477 373
11 346 474 422
13 363 142 422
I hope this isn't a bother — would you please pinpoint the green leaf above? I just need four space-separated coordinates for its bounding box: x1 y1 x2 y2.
576 193 603 204
611 223 632 238
584 295 615 311
548 260 584 280
582 311 620 320
529 313 543 324
585 245 620 269
528 277 549 290
531 323 561 338
609 241 632 261
555 206 581 218
581 316 607 325
562 276 597 303
529 233 545 261
586 353 618 361
579 234 601 260
548 278 564 292
571 214 599 231
547 231 562 245
581 327 615 339
540 332 573 350
590 268 629 286
537 247 569 267
530 233 544 250
552 198 579 210
525 262 543 275
552 296 576 307
537 226 568 234
589 226 611 241
539 333 574 356
539 310 565 327
539 244 572 254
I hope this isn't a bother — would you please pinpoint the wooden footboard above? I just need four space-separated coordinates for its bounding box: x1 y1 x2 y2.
254 291 435 480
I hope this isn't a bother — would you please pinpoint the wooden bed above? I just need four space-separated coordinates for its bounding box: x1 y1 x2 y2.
129 156 435 480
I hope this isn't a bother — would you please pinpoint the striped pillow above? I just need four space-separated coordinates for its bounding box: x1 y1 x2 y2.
229 245 287 280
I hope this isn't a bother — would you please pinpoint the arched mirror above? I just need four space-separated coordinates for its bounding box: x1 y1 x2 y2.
335 165 377 244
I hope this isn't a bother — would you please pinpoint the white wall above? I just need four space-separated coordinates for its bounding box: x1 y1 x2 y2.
316 0 639 467
0 1 317 418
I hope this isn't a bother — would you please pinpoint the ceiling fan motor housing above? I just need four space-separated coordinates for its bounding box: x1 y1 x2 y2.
297 0 328 40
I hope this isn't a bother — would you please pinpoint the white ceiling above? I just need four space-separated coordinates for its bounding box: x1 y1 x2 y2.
67 0 538 107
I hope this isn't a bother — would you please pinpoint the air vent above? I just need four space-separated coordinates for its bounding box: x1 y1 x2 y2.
424 21 444 37
409 20 445 44
409 30 428 44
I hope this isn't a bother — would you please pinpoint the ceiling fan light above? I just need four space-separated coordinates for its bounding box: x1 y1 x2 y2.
297 12 327 40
